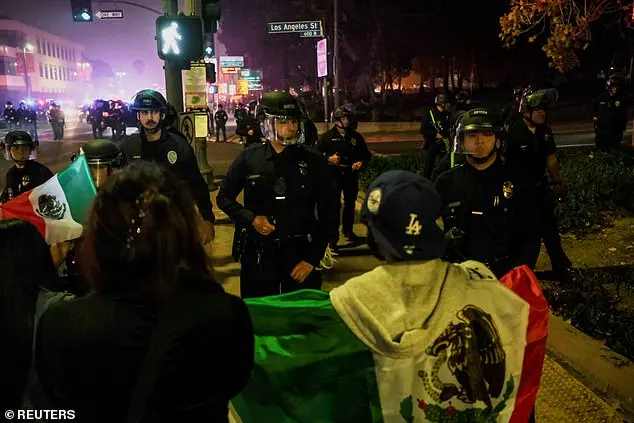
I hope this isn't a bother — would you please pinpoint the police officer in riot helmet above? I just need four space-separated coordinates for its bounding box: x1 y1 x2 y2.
593 73 628 151
501 86 525 129
120 89 215 242
0 131 53 203
217 90 336 298
318 104 372 248
421 93 451 179
506 88 572 279
435 108 541 278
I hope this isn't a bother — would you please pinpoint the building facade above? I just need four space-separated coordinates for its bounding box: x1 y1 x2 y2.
0 17 91 105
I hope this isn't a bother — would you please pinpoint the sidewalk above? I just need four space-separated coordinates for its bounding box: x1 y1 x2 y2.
207 192 625 422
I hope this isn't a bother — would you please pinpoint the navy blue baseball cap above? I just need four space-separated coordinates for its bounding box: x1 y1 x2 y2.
361 170 446 261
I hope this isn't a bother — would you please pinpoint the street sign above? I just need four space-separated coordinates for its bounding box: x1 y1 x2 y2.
248 81 262 90
268 21 323 36
300 30 322 38
96 10 124 19
317 38 327 78
237 79 249 95
219 56 244 68
221 66 241 74
179 114 195 144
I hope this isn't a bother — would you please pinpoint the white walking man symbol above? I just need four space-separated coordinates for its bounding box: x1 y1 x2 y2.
161 21 182 55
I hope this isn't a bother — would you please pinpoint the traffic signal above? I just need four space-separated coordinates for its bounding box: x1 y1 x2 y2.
202 0 221 33
155 16 204 62
71 0 93 22
206 63 216 84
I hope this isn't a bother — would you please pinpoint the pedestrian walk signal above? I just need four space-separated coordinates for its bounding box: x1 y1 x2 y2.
71 0 93 22
156 16 204 62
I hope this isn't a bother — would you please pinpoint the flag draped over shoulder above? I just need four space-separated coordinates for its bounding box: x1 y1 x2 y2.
0 154 96 244
232 265 549 423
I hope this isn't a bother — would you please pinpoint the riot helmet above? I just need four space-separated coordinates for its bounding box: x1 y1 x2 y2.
331 104 357 130
454 108 504 164
513 86 524 99
606 74 623 92
256 91 303 145
434 94 448 106
519 88 557 125
455 90 471 105
5 101 12 108
130 89 169 134
248 100 258 111
80 139 127 188
5 131 35 165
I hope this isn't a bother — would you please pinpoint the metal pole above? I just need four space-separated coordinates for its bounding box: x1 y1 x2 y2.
333 0 340 108
162 0 183 113
23 48 30 99
323 78 328 124
186 0 214 189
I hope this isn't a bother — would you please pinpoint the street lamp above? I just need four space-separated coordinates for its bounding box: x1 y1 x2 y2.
23 43 34 100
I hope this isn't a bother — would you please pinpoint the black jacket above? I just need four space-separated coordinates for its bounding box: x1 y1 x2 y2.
235 115 264 147
36 274 254 423
1 161 53 202
593 92 628 132
420 106 450 142
217 142 337 267
120 129 215 222
317 127 372 168
435 158 541 277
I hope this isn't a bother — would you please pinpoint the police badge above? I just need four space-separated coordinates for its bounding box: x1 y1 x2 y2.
615 100 621 108
274 177 287 196
502 181 514 199
351 138 357 146
21 175 30 188
298 160 308 176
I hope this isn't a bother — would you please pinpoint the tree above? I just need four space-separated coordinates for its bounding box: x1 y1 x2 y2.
499 0 624 72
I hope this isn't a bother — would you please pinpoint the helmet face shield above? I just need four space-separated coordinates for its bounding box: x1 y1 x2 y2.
262 115 301 145
87 160 121 189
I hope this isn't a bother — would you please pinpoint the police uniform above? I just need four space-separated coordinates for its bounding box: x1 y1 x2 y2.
0 131 52 203
593 90 628 151
18 104 39 144
217 142 335 298
421 96 451 179
3 103 18 132
214 108 228 142
218 90 337 298
505 119 572 271
236 114 264 147
317 123 371 242
120 90 215 224
435 158 540 277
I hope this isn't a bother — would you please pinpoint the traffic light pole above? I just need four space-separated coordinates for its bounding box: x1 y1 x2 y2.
162 0 183 113
186 0 214 189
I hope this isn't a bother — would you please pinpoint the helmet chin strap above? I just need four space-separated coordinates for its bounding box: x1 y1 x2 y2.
468 146 497 164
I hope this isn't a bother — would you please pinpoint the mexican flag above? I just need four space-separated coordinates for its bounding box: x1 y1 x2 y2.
0 154 96 244
231 264 549 423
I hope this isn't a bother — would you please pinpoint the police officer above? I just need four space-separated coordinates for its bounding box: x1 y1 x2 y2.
0 131 53 203
120 89 215 242
56 139 128 294
317 105 372 246
234 103 247 144
48 103 66 141
435 108 541 278
421 94 451 179
217 90 336 298
593 74 628 151
214 104 228 143
501 86 525 129
506 88 572 278
236 100 264 148
3 101 18 132
18 101 39 146
430 109 469 181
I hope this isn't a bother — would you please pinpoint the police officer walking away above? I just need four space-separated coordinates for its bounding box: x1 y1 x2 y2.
435 108 541 278
236 100 264 148
0 131 53 203
234 103 247 144
421 94 451 179
593 74 628 151
49 103 66 141
214 104 228 143
3 101 18 132
506 88 572 279
120 89 215 242
217 91 336 298
318 105 371 247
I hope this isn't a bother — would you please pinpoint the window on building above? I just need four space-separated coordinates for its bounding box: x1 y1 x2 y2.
0 30 26 49
36 37 41 54
39 63 43 78
0 57 18 75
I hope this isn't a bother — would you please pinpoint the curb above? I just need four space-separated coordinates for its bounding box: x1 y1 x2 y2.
546 315 634 414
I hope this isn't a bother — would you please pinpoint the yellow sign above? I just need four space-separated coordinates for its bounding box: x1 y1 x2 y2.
238 79 249 95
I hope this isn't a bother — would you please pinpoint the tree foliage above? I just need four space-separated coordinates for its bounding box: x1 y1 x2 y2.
499 0 623 72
